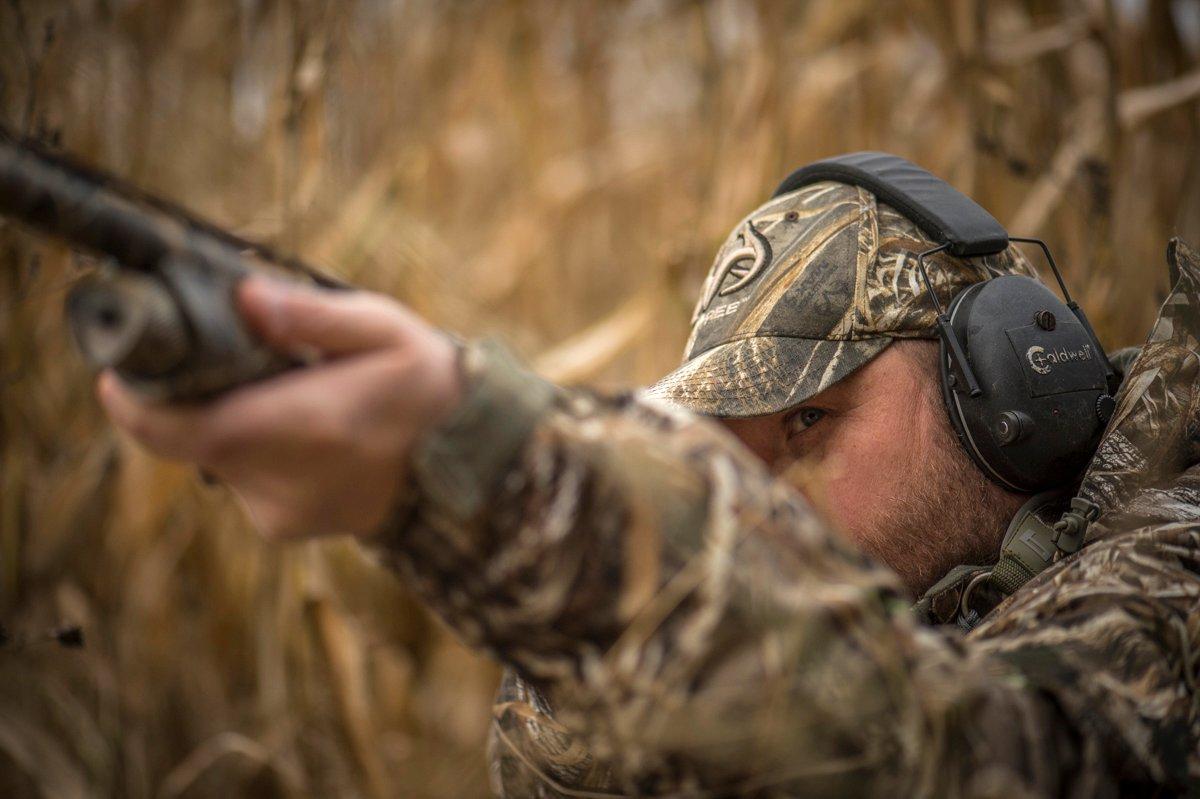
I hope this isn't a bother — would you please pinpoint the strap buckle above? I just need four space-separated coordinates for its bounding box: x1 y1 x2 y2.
1051 497 1100 555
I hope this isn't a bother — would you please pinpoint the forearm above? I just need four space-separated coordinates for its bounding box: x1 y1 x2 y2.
363 342 968 792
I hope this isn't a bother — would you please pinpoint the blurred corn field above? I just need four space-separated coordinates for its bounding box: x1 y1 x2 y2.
1 1 1198 796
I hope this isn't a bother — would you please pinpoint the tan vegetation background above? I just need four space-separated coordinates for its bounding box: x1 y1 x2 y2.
1 1 1198 796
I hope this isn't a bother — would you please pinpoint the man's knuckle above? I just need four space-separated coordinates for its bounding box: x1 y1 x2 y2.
254 504 293 540
127 414 167 449
273 512 308 540
359 295 408 333
194 428 234 464
288 402 340 447
123 413 151 441
355 292 395 314
378 350 418 385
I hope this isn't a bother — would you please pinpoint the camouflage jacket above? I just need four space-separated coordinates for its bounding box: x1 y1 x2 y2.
368 240 1200 797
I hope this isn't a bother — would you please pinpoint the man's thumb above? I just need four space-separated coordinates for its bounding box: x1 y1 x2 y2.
238 277 407 357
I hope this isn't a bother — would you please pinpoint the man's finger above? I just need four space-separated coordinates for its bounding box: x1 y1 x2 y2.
97 371 218 461
238 277 412 357
99 368 328 467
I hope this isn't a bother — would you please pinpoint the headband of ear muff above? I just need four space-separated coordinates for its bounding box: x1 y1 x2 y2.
773 152 1009 257
772 152 1115 493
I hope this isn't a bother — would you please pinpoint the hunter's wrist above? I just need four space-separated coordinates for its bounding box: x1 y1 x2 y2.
384 338 557 533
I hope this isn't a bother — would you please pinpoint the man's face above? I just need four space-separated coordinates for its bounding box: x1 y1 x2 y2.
719 340 1023 595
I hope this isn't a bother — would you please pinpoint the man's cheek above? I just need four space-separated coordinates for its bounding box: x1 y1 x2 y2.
822 473 862 535
782 452 851 525
814 445 900 541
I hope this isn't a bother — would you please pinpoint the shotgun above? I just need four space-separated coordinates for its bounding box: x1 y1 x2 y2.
0 126 347 400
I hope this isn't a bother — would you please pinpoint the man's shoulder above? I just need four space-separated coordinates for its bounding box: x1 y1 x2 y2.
984 516 1200 631
971 517 1200 788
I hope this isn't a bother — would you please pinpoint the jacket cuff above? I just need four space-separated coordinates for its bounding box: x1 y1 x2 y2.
406 338 557 524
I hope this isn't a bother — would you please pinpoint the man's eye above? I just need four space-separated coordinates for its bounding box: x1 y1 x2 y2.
794 407 826 431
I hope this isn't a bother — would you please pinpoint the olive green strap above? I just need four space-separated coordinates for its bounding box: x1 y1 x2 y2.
913 564 989 625
987 496 1100 600
990 553 1038 597
991 510 1058 596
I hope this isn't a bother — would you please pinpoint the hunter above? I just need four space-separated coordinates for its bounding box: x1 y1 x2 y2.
97 169 1200 796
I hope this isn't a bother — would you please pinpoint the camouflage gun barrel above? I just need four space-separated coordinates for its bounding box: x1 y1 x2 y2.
0 126 345 401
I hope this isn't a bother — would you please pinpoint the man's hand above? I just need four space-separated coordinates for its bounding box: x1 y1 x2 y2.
97 277 463 541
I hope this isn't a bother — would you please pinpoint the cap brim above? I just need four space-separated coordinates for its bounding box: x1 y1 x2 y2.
642 336 892 418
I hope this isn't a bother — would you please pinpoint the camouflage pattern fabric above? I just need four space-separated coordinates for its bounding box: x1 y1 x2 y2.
645 182 1036 417
1075 239 1200 528
365 237 1200 797
966 238 1200 791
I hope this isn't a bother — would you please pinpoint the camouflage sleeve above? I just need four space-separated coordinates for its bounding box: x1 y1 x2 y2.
1076 238 1200 519
365 337 1198 797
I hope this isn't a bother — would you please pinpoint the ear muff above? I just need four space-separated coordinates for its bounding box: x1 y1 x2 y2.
938 275 1114 492
773 152 1117 493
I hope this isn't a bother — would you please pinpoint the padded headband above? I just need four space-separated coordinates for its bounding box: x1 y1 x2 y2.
772 152 1009 258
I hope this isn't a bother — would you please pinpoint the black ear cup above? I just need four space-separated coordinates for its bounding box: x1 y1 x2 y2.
939 275 1112 492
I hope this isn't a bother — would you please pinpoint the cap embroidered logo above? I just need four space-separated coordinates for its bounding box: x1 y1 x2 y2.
694 219 772 321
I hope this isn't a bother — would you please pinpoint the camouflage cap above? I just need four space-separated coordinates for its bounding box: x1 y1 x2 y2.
646 181 1037 417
